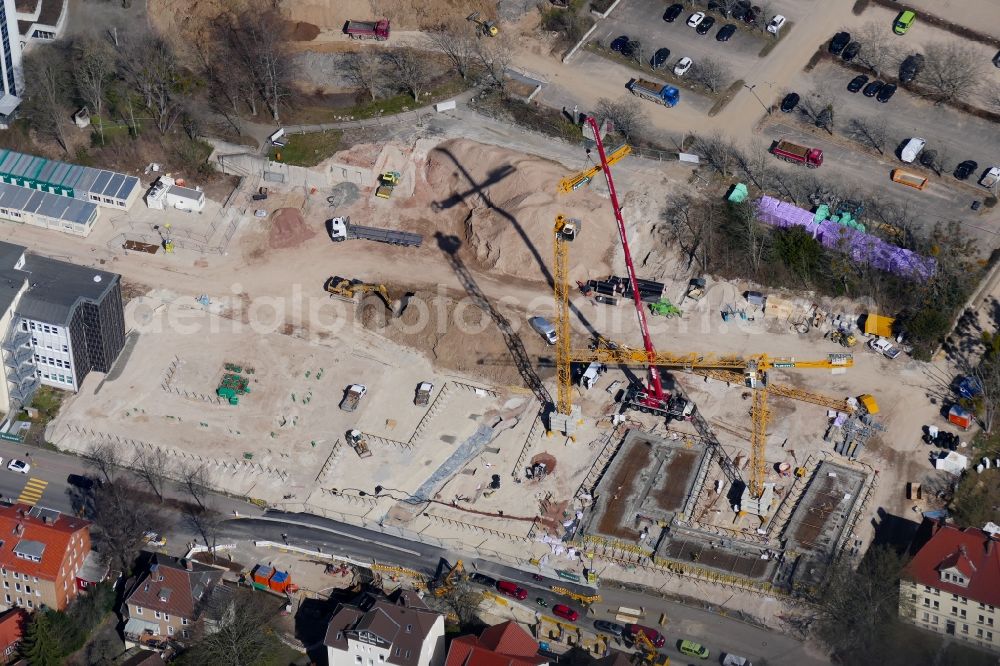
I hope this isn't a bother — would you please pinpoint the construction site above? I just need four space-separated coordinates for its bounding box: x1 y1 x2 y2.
26 98 956 615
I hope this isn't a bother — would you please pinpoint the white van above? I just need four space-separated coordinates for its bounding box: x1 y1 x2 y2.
900 137 926 164
529 316 558 345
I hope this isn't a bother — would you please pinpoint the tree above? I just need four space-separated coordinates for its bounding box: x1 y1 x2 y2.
92 479 163 572
921 41 984 105
182 588 279 666
72 36 117 143
85 441 121 484
181 463 210 509
386 48 432 102
815 104 834 134
688 57 731 93
427 19 478 80
595 97 648 142
846 116 888 155
812 547 908 661
19 612 66 666
119 34 186 134
692 132 741 178
218 5 293 122
344 51 384 103
854 21 904 78
133 447 170 501
22 46 72 153
441 581 484 627
186 506 225 554
475 38 514 93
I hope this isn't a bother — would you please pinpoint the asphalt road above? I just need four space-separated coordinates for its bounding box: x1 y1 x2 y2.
229 511 831 666
0 440 84 513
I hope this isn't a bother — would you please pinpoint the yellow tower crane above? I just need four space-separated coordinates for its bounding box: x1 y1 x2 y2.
558 144 631 194
570 339 856 504
549 215 581 437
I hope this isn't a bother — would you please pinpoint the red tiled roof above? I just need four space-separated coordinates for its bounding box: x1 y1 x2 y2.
904 521 1000 607
124 554 222 620
0 608 28 654
444 622 546 666
0 504 90 581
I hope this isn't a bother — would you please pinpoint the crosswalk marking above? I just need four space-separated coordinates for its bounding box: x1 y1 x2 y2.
17 478 48 506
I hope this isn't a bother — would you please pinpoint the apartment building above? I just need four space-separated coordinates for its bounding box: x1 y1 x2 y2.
121 554 223 651
0 0 22 128
0 504 93 612
0 240 125 411
899 520 1000 653
325 589 446 666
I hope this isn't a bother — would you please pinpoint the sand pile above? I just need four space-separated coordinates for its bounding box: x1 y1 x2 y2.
424 139 615 283
269 208 316 249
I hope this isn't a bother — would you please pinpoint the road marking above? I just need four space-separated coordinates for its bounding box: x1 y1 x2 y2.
17 477 48 505
245 516 423 556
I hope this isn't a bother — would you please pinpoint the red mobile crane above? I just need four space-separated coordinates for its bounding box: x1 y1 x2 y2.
586 116 671 415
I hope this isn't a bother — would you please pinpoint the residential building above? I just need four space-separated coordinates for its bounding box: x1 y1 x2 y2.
15 0 68 44
899 520 1000 653
445 621 547 666
0 0 22 128
0 608 27 663
121 554 223 651
324 589 446 666
0 240 126 411
0 504 93 612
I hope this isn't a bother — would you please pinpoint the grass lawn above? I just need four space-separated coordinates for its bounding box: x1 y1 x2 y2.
16 386 67 449
288 76 472 125
269 131 343 167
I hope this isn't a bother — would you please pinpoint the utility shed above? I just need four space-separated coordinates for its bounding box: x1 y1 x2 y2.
145 176 205 212
864 313 895 338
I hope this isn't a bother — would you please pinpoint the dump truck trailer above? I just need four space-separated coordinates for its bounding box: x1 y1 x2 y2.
772 140 823 168
328 216 422 247
345 19 390 40
626 78 680 107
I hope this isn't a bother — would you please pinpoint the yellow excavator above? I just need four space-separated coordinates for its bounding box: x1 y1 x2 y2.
324 276 392 310
632 630 669 666
431 559 464 596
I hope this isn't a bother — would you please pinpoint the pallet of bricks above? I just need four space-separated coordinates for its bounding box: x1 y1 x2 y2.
217 363 254 405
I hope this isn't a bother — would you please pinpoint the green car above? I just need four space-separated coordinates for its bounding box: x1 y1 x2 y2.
679 640 710 659
893 10 916 34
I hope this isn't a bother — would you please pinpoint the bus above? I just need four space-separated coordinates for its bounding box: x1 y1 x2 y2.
891 169 928 190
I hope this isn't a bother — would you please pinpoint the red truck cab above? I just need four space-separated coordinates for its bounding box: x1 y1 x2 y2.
496 580 528 600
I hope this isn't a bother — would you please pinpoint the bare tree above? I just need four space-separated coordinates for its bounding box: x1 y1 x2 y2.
854 21 904 78
185 507 225 554
119 35 185 134
133 447 170 502
659 194 718 272
441 581 484 627
427 20 478 80
386 48 432 102
72 36 116 143
732 199 767 275
815 104 834 135
85 441 121 484
475 38 514 93
222 5 294 122
693 132 742 178
921 41 984 105
846 116 889 155
22 47 72 153
919 148 951 176
185 588 280 666
92 479 164 573
736 136 773 190
344 51 385 102
689 57 731 93
595 97 648 142
180 463 210 509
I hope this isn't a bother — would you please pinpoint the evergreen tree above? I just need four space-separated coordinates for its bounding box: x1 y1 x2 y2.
19 611 65 666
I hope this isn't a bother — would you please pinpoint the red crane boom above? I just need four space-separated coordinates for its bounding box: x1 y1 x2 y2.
586 116 667 406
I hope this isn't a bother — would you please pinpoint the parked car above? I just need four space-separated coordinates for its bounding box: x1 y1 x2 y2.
679 640 710 659
900 137 927 163
674 56 693 76
766 15 786 34
841 41 861 61
687 12 705 28
7 459 29 474
552 604 579 621
469 573 497 587
652 47 671 69
981 166 1000 188
869 337 901 359
780 92 800 113
829 31 851 55
954 160 978 181
696 15 716 35
67 473 99 490
723 655 753 666
529 316 557 344
496 580 528 600
610 35 629 53
663 3 684 22
628 625 665 648
894 10 916 35
876 83 897 102
862 80 884 97
594 620 625 638
716 24 737 41
899 53 924 83
847 74 869 92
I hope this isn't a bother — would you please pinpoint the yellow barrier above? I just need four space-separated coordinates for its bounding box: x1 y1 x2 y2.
550 585 601 604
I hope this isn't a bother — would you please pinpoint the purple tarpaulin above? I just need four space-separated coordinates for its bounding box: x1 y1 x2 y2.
755 196 936 279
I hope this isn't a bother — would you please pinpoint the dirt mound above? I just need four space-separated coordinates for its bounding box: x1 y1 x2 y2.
424 139 615 283
284 20 321 40
269 208 317 249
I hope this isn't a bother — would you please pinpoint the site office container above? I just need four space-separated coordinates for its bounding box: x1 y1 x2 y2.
891 169 928 190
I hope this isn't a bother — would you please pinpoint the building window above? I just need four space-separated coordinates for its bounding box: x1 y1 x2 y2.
356 657 362 664
182 630 190 639
952 606 958 616
933 601 940 610
14 584 20 592
978 628 984 638
168 626 174 635
963 624 969 634
24 586 29 594
3 595 8 604
136 606 142 615
154 611 161 619
182 618 188 625
987 632 994 642
960 610 967 619
26 600 32 609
